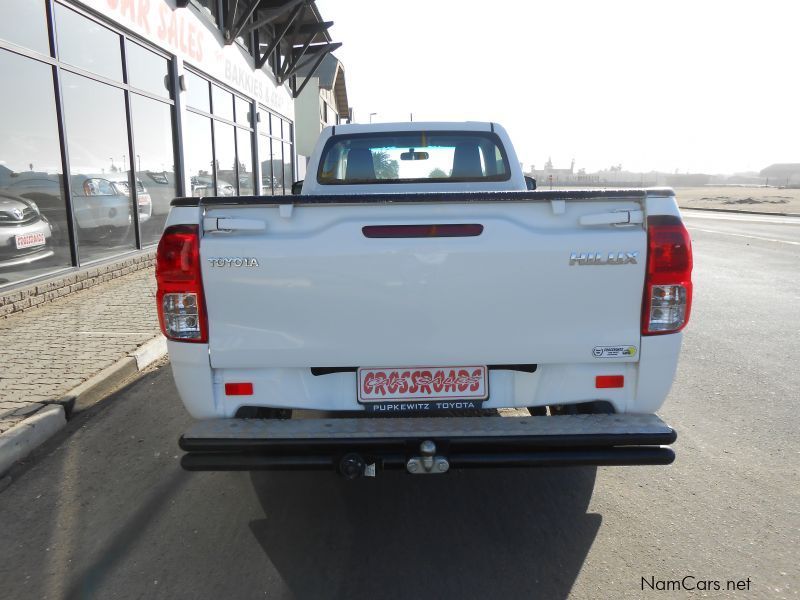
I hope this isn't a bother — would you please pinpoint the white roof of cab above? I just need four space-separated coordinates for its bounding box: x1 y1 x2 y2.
329 121 494 135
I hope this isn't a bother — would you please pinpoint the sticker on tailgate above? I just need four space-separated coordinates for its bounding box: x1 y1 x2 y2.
592 345 637 358
358 366 488 403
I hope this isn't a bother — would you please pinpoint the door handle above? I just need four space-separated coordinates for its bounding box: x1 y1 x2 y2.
579 210 643 226
203 217 266 232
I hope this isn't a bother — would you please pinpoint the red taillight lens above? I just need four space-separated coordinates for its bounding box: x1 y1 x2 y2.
642 215 693 335
156 224 208 343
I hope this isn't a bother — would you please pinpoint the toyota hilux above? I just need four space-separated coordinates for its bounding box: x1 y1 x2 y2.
157 122 692 478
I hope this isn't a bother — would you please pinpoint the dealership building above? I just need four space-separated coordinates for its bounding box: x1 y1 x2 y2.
0 0 346 302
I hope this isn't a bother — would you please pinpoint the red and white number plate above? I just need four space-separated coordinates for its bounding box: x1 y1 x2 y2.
358 366 488 402
15 233 46 250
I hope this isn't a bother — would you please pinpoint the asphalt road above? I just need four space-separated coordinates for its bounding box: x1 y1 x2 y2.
1 210 798 600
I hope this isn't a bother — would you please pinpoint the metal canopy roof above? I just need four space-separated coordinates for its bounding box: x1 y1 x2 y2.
177 0 341 98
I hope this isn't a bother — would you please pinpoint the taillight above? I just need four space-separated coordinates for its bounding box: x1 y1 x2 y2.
642 215 693 335
156 224 208 342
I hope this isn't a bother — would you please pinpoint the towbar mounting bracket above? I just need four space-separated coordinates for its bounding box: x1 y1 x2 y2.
406 440 449 475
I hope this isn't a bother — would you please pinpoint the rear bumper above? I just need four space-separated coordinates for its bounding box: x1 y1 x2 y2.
179 413 677 472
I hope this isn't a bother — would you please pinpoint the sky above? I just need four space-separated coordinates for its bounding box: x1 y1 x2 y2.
315 0 800 175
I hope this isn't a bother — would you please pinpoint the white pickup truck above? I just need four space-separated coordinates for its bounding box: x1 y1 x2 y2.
157 122 692 477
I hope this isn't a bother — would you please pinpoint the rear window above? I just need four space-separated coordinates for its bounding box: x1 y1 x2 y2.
317 131 510 185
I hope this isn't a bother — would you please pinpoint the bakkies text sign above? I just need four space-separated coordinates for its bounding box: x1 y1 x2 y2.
85 0 292 117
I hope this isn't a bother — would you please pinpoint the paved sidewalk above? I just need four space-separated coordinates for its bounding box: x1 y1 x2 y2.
0 268 160 435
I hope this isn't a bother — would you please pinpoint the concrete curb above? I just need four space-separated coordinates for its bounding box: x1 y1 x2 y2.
0 334 167 478
132 335 168 370
0 405 67 476
680 206 800 217
61 334 168 414
60 356 139 415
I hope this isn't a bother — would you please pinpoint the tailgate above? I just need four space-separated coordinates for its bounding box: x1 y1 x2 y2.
199 194 647 369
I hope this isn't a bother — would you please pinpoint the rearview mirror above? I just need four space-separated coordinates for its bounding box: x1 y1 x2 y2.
400 151 429 161
524 175 537 190
291 180 304 195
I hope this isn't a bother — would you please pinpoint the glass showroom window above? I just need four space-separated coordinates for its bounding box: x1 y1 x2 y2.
0 49 71 285
56 5 178 257
282 120 294 195
237 128 255 195
1 0 180 285
257 132 274 195
60 71 136 263
55 3 123 82
184 74 214 197
212 85 234 121
185 71 254 197
0 0 50 56
214 120 237 196
130 95 175 246
257 107 294 196
127 41 176 246
235 96 255 195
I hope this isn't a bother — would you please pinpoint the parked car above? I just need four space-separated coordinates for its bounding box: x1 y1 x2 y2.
0 170 68 246
159 121 692 477
107 175 153 222
2 171 151 244
190 175 235 198
0 193 54 269
141 170 177 216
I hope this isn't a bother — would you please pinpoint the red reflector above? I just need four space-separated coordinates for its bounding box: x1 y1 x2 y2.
596 375 625 389
362 224 483 238
225 382 253 396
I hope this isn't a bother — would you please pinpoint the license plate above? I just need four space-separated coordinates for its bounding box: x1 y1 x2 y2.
15 232 46 250
357 366 488 403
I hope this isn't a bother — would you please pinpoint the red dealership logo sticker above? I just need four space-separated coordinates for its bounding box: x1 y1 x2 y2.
358 367 488 401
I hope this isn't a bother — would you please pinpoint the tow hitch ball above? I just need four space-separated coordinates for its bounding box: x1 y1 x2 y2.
407 440 449 475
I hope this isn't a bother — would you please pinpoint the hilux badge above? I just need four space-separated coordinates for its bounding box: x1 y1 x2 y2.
207 257 259 267
569 252 638 265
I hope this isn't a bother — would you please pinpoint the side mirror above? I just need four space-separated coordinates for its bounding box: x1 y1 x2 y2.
291 180 304 195
524 175 537 190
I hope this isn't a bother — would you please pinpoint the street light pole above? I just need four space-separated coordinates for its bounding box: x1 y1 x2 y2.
369 112 377 123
